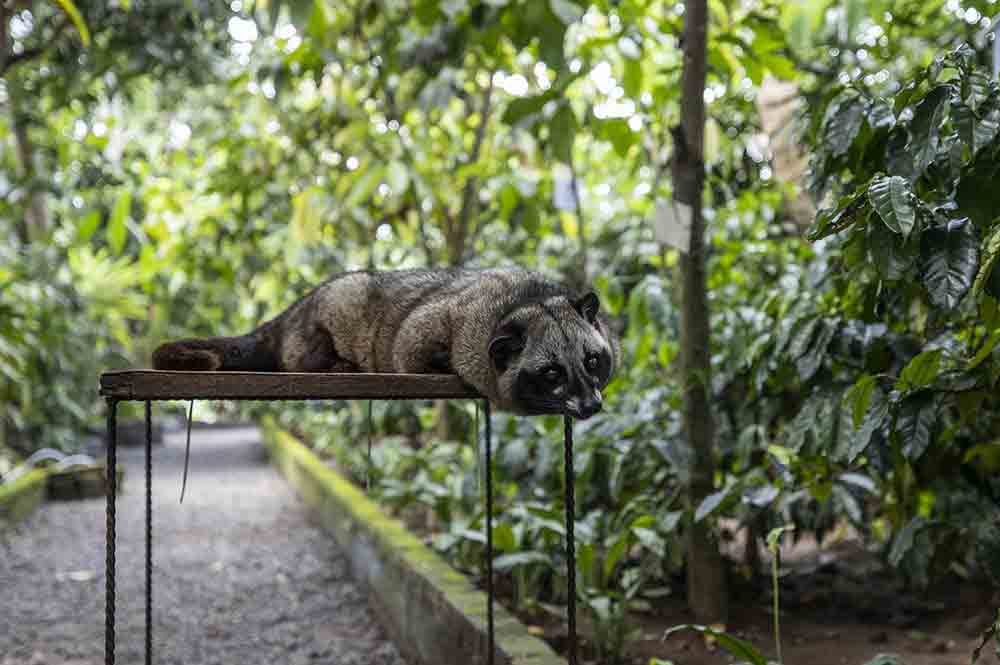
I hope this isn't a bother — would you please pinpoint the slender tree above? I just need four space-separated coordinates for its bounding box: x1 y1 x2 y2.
673 0 728 622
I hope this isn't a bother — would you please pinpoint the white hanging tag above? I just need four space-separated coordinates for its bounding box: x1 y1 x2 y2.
652 197 692 252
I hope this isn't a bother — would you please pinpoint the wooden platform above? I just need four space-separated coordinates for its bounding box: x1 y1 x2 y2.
99 370 481 401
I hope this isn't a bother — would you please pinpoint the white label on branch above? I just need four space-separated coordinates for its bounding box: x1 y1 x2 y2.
652 198 692 252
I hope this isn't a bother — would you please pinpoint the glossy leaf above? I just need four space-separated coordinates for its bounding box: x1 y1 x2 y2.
662 625 768 665
909 85 950 175
822 94 865 157
897 349 943 392
868 175 915 238
921 219 978 310
897 394 937 461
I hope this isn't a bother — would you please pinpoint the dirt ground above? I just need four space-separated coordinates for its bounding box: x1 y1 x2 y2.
517 538 1000 665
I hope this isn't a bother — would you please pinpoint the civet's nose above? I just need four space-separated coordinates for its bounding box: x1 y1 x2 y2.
579 398 602 419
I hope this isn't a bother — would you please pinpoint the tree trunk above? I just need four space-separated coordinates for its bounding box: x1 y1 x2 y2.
673 0 728 623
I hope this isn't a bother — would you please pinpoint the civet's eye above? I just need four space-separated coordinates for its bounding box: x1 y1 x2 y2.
585 353 600 372
543 366 563 382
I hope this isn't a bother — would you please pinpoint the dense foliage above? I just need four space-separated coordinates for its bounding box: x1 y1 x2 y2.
4 0 1000 660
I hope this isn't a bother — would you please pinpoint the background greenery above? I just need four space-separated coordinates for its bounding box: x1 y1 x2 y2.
3 0 1000 662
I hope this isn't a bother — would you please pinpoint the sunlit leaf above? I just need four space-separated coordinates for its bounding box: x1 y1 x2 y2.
51 0 91 46
845 374 877 429
898 349 943 392
76 210 102 243
107 190 132 255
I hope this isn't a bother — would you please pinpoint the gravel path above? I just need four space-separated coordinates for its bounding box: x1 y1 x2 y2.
1 425 410 665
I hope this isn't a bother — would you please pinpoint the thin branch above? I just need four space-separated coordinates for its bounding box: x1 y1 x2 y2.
568 146 588 287
452 71 495 265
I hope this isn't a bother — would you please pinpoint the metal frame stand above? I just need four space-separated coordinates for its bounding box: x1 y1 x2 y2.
103 392 578 665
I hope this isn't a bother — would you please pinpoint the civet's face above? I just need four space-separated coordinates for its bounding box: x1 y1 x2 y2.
490 292 615 419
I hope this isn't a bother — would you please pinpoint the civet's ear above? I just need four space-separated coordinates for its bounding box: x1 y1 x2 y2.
574 291 600 324
488 325 525 373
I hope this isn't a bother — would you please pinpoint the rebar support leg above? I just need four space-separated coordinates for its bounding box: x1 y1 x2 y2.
145 400 153 665
483 399 494 665
105 398 118 665
564 415 577 665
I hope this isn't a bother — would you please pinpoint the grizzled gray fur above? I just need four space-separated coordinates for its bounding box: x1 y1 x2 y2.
152 268 619 418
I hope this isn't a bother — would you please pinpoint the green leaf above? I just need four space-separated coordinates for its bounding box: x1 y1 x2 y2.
868 216 915 280
766 524 795 551
896 394 937 461
623 57 643 99
796 322 835 381
694 486 731 522
921 219 978 310
493 551 553 571
549 103 577 164
953 103 1000 158
898 349 943 392
806 192 867 242
386 161 409 195
548 0 583 24
822 94 865 157
529 1 567 69
963 70 992 112
595 118 638 157
862 655 903 665
885 127 915 179
604 533 630 580
502 93 552 125
662 625 768 665
52 0 91 46
867 101 895 130
973 223 1000 299
845 374 877 429
493 522 516 552
76 210 102 242
909 85 950 175
845 387 888 462
969 330 1000 370
107 190 132 255
889 516 928 567
786 316 820 359
868 175 916 238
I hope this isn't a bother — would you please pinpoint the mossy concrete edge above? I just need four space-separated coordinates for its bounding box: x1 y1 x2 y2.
0 469 48 529
260 417 564 665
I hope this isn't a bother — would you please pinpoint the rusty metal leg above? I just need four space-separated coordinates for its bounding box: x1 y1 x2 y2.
145 400 153 665
105 398 118 665
563 415 577 665
483 399 494 665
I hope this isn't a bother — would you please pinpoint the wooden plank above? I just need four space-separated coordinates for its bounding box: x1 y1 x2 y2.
99 370 481 401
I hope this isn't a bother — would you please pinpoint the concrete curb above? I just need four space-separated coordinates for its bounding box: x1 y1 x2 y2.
0 469 48 529
260 418 564 665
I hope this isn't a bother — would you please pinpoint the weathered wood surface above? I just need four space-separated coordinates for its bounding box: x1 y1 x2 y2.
99 370 481 401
